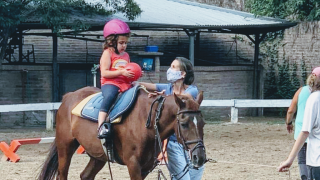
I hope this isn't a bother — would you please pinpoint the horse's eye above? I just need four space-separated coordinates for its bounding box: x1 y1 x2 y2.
181 122 189 129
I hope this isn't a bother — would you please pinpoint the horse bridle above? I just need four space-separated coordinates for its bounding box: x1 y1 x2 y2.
176 110 205 157
145 95 205 179
146 96 204 153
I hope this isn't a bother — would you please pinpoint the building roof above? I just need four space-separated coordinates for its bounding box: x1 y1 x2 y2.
20 0 297 34
113 0 297 33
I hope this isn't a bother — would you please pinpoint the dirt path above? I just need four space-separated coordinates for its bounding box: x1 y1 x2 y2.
0 118 299 180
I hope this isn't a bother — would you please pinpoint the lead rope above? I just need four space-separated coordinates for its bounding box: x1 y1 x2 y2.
154 119 189 180
206 159 291 180
150 96 188 180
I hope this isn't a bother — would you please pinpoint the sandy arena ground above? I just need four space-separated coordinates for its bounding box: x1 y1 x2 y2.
0 117 300 180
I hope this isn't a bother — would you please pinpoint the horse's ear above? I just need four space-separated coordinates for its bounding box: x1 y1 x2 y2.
174 93 185 109
196 91 204 105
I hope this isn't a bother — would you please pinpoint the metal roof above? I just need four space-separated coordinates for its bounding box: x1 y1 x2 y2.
20 0 297 34
110 0 297 33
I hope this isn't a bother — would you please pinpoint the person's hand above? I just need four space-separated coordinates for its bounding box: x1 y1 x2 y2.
278 159 293 172
286 124 293 133
148 90 165 98
120 69 135 79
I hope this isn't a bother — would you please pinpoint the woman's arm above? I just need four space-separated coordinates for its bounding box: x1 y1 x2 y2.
137 82 157 91
278 131 309 172
286 87 302 133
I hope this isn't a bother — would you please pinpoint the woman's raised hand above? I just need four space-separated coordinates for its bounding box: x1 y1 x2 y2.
148 90 166 98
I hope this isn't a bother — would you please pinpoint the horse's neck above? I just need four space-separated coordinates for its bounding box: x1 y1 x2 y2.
158 96 178 141
136 92 178 141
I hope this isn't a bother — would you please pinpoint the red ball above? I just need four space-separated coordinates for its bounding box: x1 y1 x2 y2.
124 62 142 82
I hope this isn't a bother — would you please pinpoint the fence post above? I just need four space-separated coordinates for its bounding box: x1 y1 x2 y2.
231 99 238 123
231 107 238 123
46 109 54 130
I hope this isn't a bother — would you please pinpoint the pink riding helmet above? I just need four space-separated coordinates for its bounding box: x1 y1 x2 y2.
103 19 130 38
312 67 320 77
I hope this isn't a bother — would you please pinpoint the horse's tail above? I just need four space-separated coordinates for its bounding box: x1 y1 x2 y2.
37 140 59 180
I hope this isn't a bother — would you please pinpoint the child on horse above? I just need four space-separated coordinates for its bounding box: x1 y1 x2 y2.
97 19 134 139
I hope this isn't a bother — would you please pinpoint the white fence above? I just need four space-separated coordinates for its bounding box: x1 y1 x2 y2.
200 99 292 123
0 103 61 130
0 99 292 130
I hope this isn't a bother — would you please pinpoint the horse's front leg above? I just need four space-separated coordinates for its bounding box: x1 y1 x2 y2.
126 156 143 180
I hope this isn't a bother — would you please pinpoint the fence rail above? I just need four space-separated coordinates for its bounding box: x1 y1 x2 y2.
0 103 61 130
0 99 292 129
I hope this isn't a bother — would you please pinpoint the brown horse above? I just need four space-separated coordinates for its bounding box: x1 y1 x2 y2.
37 86 206 180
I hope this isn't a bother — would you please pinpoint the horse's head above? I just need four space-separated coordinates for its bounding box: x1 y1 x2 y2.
173 91 206 168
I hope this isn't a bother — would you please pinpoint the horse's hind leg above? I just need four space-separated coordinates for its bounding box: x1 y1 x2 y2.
80 157 106 180
56 139 79 180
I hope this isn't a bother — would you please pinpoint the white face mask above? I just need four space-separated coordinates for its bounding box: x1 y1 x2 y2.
167 68 183 83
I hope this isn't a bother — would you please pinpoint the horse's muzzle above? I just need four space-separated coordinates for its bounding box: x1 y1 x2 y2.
190 143 206 168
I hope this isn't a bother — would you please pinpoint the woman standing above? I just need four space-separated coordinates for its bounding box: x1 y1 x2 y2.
138 57 204 180
285 67 320 180
279 67 320 180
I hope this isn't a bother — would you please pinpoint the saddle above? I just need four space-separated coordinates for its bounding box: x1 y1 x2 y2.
71 85 141 163
71 85 141 123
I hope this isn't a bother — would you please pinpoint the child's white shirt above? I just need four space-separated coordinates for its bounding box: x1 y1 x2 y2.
302 91 320 166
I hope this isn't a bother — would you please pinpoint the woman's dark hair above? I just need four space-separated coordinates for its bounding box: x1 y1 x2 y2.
103 33 130 54
175 57 194 85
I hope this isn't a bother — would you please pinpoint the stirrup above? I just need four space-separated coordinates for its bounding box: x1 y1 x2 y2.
97 123 111 139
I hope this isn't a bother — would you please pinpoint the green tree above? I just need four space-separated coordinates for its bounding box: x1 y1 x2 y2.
264 53 279 99
0 0 142 65
277 59 296 99
245 0 319 100
246 0 320 21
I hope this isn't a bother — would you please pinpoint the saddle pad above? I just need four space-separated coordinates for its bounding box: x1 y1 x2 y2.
71 93 100 117
73 85 140 123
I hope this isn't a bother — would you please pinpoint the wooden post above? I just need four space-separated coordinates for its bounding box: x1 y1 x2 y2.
195 31 200 59
52 33 59 102
18 29 23 63
252 34 260 116
155 56 160 73
188 30 196 65
46 110 54 130
231 107 238 123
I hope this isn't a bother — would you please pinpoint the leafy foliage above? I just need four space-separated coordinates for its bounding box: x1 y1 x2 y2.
244 0 317 100
106 0 142 20
246 0 320 21
0 1 26 28
277 58 296 99
0 0 142 64
264 56 304 100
